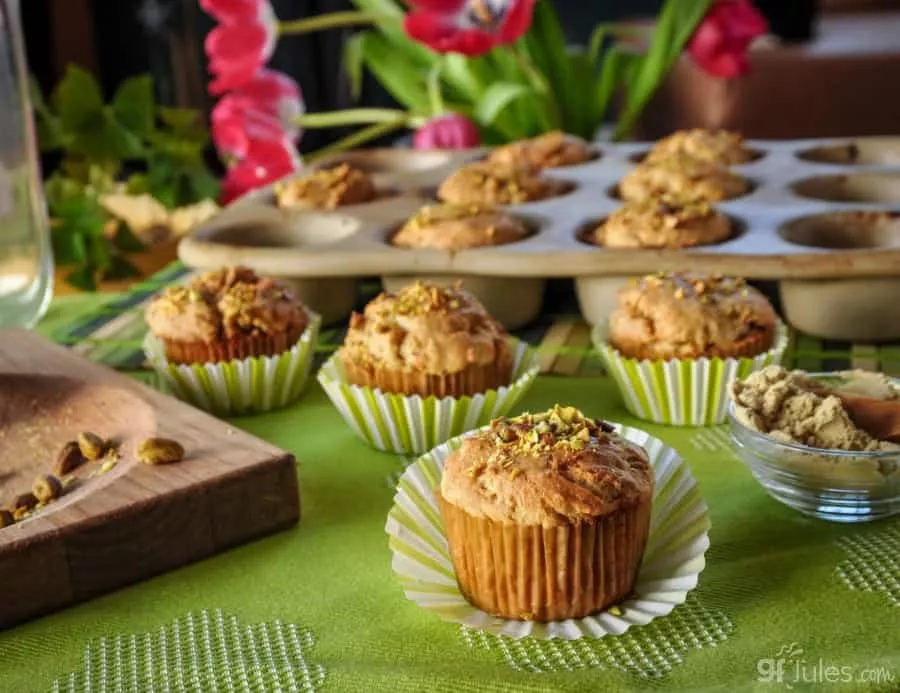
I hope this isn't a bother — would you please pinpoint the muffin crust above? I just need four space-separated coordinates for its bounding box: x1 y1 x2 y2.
609 272 778 360
487 131 596 170
440 406 653 527
146 267 308 344
275 163 377 209
619 154 749 203
594 196 732 249
646 129 755 166
392 203 529 251
437 161 570 205
339 281 510 376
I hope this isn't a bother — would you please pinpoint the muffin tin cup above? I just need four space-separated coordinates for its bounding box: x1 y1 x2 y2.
316 339 539 455
381 275 545 330
143 313 321 416
385 423 710 640
592 322 789 427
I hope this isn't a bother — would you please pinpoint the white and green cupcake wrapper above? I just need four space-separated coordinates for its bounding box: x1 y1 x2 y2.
385 424 711 640
144 314 321 416
317 339 539 455
593 321 788 426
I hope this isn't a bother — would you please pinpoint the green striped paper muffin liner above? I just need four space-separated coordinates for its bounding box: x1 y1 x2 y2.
144 314 321 416
593 322 788 427
317 339 539 455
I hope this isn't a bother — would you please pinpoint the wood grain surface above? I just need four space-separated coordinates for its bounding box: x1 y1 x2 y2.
0 329 300 629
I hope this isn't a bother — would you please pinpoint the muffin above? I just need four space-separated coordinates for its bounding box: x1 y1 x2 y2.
338 281 513 397
619 154 749 203
437 161 570 205
438 405 654 621
146 267 309 364
275 163 377 209
646 129 755 166
392 202 529 251
593 196 732 249
609 272 778 361
487 130 595 170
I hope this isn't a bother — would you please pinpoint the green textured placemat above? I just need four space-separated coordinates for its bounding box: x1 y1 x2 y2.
3 266 898 692
0 379 898 693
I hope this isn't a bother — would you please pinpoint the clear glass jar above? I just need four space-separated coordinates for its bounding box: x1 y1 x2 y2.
0 0 53 328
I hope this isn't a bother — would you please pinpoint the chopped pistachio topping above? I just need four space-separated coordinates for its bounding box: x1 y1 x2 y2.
485 405 615 460
389 281 468 316
407 202 496 229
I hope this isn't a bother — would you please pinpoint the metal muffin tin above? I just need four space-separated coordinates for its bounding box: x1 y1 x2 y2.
179 138 900 338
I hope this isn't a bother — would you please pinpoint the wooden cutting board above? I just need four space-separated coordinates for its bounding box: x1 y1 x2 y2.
0 329 300 629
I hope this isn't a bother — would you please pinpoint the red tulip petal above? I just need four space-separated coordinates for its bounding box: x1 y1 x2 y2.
199 0 266 23
404 10 496 55
499 0 535 43
205 20 275 94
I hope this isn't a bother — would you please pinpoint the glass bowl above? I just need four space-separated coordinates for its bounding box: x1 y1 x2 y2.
727 374 900 523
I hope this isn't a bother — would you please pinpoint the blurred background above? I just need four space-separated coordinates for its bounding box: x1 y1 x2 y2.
26 0 898 154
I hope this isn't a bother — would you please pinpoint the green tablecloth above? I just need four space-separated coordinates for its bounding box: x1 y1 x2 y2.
2 288 899 693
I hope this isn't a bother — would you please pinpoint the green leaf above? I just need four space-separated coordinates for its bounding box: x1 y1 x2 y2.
594 46 627 127
65 265 97 291
112 222 148 253
184 169 221 203
53 65 105 133
588 27 608 68
51 227 88 265
102 256 142 281
111 75 155 137
89 233 112 272
523 1 577 132
475 82 532 127
29 76 65 151
349 0 434 64
343 33 365 102
615 0 714 139
358 32 430 112
125 172 150 195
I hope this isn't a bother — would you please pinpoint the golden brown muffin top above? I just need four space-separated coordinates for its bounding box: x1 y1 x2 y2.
594 196 731 249
440 405 653 527
437 161 569 205
619 154 748 203
646 128 754 166
275 163 377 209
609 273 778 360
392 203 529 251
146 267 309 344
487 130 595 170
339 281 508 375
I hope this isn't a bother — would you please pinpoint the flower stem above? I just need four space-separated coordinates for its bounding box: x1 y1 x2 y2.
296 108 411 129
305 118 412 164
278 11 385 36
427 59 445 117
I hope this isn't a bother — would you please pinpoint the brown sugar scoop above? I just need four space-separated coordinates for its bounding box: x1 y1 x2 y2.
830 392 900 444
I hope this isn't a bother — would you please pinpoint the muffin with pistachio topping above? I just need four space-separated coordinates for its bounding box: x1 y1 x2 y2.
594 272 787 426
146 266 310 364
619 153 749 204
437 161 571 206
609 272 778 361
275 163 377 209
338 281 513 397
392 202 530 251
144 267 321 414
646 128 756 166
487 130 596 170
593 195 732 249
438 405 654 621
